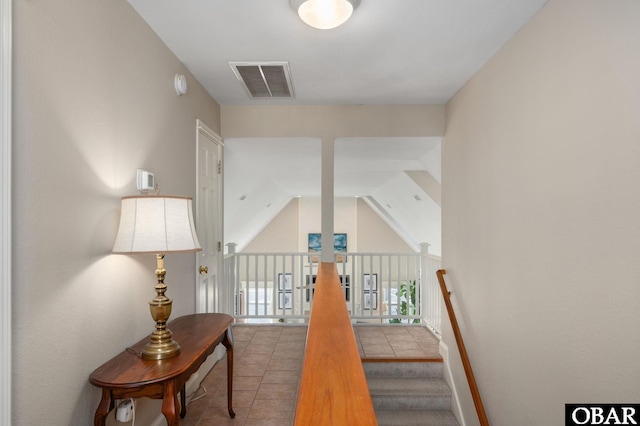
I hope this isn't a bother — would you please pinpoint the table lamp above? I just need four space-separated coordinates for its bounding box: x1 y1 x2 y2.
112 195 202 360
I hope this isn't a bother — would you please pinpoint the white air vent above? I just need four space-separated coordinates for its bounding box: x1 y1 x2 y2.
229 62 294 98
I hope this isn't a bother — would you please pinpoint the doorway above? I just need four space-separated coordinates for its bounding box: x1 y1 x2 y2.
195 120 225 313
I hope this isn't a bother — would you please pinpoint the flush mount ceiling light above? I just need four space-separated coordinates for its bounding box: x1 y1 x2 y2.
290 0 360 30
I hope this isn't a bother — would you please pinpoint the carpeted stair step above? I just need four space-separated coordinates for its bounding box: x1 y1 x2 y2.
363 360 443 379
375 409 460 426
367 377 452 410
363 359 459 426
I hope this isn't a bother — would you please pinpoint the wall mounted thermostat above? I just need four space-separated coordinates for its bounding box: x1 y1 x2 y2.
137 169 155 192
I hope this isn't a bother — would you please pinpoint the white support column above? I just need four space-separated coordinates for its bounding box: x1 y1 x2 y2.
320 138 334 262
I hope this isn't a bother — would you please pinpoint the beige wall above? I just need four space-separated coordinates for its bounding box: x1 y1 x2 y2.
222 105 445 139
356 198 415 253
244 197 414 253
443 1 640 425
12 0 220 424
243 198 301 252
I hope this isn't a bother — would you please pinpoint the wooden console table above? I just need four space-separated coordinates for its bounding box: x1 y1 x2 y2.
89 313 235 426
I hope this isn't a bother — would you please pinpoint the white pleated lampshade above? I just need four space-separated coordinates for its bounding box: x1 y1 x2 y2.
112 196 202 254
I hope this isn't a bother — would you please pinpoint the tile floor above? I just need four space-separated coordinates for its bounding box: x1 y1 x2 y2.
354 325 441 359
180 325 440 426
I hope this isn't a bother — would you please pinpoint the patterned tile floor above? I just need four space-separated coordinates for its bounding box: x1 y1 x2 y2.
180 325 440 426
355 325 441 359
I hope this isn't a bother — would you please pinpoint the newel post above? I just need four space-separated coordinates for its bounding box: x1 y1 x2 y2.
419 243 430 324
226 243 238 315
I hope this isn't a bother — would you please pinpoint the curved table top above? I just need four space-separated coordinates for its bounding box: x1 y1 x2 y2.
89 313 233 389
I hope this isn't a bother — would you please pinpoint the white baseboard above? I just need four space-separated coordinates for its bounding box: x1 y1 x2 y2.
107 344 226 426
185 344 226 400
440 340 466 426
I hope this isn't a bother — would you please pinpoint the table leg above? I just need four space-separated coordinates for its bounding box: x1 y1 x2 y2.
161 380 180 426
94 388 112 426
222 327 235 418
180 384 187 419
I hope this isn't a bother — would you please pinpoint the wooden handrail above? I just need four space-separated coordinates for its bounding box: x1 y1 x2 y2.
437 269 490 426
294 263 377 425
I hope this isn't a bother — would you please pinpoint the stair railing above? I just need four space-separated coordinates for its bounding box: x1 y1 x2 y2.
436 269 490 426
223 249 445 327
294 262 377 425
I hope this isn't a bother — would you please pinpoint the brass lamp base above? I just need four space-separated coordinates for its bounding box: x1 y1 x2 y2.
141 298 181 359
142 331 181 360
142 254 181 361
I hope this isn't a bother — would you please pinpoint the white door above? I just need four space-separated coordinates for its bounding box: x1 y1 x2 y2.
195 120 224 313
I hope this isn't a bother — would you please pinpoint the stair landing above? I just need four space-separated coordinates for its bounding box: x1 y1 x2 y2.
353 325 441 360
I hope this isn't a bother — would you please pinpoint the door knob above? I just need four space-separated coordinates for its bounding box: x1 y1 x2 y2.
199 266 208 274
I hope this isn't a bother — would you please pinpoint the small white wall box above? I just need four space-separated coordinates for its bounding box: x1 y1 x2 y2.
116 399 134 422
136 169 155 192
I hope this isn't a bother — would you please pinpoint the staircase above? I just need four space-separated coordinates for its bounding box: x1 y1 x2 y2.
363 360 459 426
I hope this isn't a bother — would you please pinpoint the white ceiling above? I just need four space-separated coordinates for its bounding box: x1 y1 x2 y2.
128 0 547 105
224 137 442 252
127 0 548 254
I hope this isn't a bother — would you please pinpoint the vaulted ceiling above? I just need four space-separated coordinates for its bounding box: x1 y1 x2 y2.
127 0 549 254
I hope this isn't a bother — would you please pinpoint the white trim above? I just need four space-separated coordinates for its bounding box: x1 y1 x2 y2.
440 341 466 426
197 119 223 146
0 0 11 423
